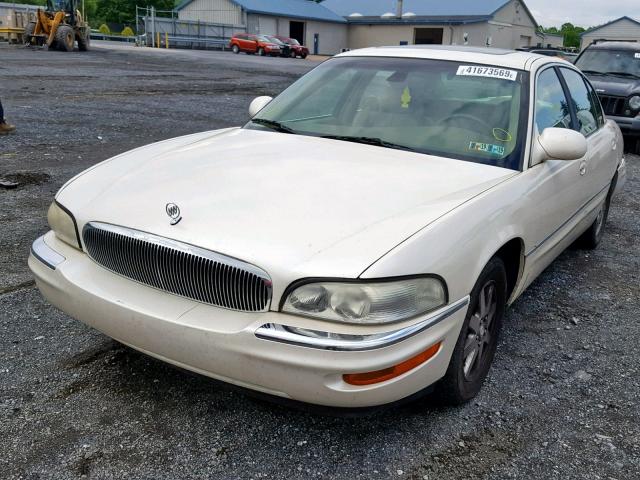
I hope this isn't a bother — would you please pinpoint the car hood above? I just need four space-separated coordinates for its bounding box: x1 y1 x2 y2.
57 128 516 281
586 75 640 97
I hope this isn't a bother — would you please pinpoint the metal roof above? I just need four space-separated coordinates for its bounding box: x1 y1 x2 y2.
0 2 41 9
321 0 510 18
580 16 640 36
176 0 347 23
345 15 492 26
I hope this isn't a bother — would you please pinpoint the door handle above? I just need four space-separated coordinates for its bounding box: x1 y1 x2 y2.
579 160 587 176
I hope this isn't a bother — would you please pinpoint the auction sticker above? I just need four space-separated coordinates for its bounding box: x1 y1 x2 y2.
456 65 518 81
469 142 505 156
635 53 640 59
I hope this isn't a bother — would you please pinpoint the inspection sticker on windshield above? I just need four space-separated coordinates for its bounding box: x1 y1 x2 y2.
456 65 518 81
469 142 505 156
635 53 640 59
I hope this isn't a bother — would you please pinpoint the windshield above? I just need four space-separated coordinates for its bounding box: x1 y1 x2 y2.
576 49 640 77
289 38 300 46
248 57 528 170
268 36 284 45
257 35 273 43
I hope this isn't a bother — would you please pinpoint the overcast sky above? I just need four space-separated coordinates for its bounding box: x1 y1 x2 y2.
526 0 638 28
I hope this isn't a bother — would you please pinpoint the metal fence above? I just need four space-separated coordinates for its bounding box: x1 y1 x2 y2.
137 7 245 50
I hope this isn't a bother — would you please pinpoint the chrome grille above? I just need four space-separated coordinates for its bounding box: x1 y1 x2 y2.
83 222 272 312
598 95 628 117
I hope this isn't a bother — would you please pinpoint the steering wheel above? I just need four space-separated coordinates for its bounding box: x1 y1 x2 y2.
440 113 487 132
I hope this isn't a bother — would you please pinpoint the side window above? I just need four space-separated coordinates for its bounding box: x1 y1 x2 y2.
586 80 606 128
535 68 572 133
560 68 599 136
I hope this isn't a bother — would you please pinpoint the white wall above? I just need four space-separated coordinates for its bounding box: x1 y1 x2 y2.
248 13 348 55
541 34 564 48
581 18 640 49
178 0 243 26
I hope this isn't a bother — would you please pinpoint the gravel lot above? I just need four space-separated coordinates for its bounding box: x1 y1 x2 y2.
1 42 638 480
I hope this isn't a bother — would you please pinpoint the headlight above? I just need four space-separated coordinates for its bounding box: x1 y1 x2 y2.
282 277 447 325
47 201 80 249
629 96 640 111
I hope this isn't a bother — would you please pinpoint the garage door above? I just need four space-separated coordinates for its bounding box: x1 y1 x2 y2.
259 16 277 35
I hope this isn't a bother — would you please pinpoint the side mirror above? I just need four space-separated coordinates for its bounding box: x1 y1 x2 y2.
536 128 588 162
249 96 273 117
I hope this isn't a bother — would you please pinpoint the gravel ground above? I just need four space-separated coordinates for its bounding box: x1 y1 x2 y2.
1 42 638 480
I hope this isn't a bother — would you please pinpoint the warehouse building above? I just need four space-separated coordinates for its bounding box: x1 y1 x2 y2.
176 0 348 55
323 0 540 50
177 0 547 54
580 16 640 50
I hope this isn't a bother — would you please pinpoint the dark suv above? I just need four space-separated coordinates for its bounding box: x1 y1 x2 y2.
575 41 640 149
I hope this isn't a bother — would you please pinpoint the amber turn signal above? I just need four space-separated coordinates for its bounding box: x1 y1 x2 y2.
343 342 442 386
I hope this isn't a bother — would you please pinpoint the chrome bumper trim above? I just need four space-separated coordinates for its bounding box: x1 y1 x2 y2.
255 296 470 351
31 235 65 270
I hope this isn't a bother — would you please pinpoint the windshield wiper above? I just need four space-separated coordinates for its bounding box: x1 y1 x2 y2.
604 71 640 79
581 69 605 75
251 118 297 134
320 135 416 152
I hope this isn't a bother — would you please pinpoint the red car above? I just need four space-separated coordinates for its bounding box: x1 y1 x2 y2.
229 33 281 57
274 35 309 59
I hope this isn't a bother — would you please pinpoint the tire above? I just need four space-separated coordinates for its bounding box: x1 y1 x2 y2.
436 257 507 405
258 47 265 56
290 50 296 58
301 52 308 59
576 179 615 249
232 44 239 54
77 29 90 52
23 22 35 46
55 25 75 52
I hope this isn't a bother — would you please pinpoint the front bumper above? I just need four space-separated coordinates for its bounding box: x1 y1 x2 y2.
29 231 467 408
609 114 640 135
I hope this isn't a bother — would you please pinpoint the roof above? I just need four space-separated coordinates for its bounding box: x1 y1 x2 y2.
581 16 640 36
177 0 346 23
345 15 493 26
0 2 41 9
337 45 563 70
321 0 510 18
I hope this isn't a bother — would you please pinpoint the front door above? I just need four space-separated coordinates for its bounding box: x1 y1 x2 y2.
521 66 590 279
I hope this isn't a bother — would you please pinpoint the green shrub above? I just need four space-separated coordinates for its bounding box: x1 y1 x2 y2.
121 26 134 37
98 24 110 35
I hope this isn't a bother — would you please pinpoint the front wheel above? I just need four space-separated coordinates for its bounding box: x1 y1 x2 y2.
55 25 75 52
257 47 265 56
436 257 507 405
232 44 239 54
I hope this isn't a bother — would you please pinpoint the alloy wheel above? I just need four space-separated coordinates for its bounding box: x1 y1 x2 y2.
463 280 497 380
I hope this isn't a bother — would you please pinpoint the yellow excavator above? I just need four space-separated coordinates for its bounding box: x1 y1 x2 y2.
24 0 90 52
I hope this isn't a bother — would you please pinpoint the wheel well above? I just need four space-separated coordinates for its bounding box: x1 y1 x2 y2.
493 238 524 301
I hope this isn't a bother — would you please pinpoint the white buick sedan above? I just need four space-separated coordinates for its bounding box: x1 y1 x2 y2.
30 46 626 410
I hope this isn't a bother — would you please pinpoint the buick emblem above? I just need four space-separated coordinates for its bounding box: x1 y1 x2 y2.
166 203 182 225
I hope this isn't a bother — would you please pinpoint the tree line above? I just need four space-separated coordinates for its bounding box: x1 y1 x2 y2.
539 23 587 49
11 0 176 27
